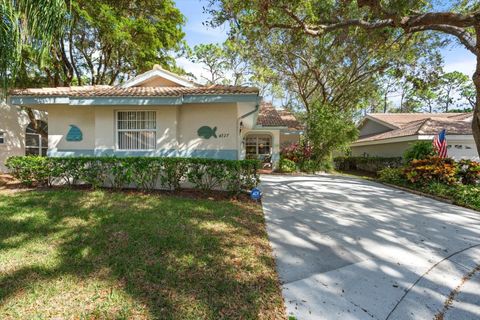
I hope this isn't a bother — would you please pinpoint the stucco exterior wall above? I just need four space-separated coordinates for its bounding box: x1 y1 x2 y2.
178 103 238 158
92 106 179 155
352 138 479 161
351 141 412 157
47 105 95 152
359 119 392 137
43 103 243 159
138 77 182 87
0 103 47 172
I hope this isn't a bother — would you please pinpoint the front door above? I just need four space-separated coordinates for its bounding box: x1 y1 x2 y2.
245 134 272 164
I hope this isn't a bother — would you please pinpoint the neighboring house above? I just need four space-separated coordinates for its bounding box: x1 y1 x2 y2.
8 65 301 167
0 103 47 172
351 113 479 160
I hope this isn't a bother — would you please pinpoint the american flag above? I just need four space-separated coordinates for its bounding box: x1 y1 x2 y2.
433 129 448 158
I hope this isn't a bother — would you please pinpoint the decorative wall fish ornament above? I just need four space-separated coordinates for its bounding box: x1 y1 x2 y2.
66 125 83 141
197 126 217 139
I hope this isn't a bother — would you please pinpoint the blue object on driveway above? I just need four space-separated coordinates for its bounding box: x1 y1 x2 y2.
250 188 262 200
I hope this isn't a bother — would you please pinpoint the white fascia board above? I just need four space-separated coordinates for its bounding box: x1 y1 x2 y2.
352 134 475 147
254 125 288 130
121 69 195 88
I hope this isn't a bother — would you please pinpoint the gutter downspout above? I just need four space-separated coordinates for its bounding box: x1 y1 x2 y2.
237 98 260 160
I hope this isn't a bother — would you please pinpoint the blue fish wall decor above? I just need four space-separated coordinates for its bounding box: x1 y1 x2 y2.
66 125 83 142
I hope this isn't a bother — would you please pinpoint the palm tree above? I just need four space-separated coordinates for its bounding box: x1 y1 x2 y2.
0 0 67 93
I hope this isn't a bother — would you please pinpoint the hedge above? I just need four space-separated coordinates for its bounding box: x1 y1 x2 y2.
334 156 403 173
5 156 260 194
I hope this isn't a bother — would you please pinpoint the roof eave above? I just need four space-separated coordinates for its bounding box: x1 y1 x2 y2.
9 93 259 106
352 134 474 146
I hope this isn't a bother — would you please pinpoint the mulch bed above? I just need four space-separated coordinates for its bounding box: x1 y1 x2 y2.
0 173 259 203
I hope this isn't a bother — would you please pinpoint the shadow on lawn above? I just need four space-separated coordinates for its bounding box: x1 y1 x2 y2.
0 190 284 319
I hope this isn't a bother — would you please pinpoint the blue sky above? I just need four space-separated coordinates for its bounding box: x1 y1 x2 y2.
175 0 476 81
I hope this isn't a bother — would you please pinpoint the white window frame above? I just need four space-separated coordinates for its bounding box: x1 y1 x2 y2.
0 132 4 144
115 110 157 151
245 134 272 157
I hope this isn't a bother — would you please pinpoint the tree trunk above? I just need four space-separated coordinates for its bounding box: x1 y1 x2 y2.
472 26 480 156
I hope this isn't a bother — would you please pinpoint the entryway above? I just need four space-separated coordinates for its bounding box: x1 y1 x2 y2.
244 134 272 168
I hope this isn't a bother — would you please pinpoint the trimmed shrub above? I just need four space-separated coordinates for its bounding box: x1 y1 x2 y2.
404 157 458 185
278 158 297 173
403 141 435 163
5 156 260 194
334 156 403 173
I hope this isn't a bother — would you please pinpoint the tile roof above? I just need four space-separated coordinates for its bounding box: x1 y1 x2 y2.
9 84 259 97
256 102 302 130
278 109 303 130
256 103 286 127
356 115 473 143
367 113 471 128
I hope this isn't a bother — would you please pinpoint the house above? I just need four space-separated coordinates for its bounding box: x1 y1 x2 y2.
0 103 47 171
7 65 301 168
351 113 479 160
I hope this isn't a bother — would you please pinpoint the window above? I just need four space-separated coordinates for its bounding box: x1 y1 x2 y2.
25 121 48 156
117 111 156 150
0 132 4 144
245 134 272 160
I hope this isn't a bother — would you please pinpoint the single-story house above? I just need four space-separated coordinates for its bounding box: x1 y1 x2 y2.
0 103 47 171
7 65 300 168
351 113 479 160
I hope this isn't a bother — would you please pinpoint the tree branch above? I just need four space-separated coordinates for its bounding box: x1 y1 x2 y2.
409 24 477 55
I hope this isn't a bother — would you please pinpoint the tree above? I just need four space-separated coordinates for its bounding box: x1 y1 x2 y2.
189 40 255 86
1 0 68 136
189 43 227 84
0 0 67 92
437 71 471 112
16 0 186 87
305 104 358 162
207 0 480 156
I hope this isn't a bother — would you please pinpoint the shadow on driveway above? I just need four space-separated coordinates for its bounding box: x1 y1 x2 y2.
261 174 480 320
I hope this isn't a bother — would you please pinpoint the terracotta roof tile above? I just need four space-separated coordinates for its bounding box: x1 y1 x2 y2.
278 109 303 130
256 103 287 127
9 84 259 97
255 103 303 130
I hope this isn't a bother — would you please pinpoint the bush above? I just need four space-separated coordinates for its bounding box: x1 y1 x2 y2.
404 156 458 185
5 156 260 194
334 156 403 173
403 141 435 163
281 142 312 164
278 158 297 173
457 159 480 185
378 167 406 184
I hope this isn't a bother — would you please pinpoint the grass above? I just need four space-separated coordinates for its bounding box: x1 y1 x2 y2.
0 189 285 319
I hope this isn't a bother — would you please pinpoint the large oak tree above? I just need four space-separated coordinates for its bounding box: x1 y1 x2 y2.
208 0 480 154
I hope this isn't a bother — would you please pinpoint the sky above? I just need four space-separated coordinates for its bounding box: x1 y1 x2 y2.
174 0 476 89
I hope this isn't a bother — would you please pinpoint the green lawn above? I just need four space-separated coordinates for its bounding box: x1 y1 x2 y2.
0 189 285 319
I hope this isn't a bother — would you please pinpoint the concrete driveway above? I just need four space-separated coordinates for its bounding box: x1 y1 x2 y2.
261 174 480 320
